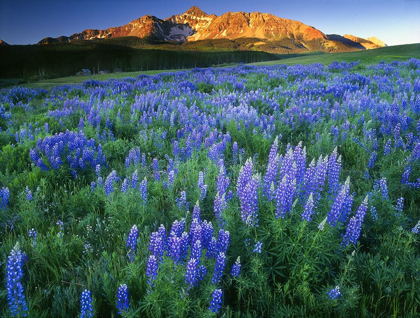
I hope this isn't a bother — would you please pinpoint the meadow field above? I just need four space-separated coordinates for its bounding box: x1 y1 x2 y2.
1 57 420 317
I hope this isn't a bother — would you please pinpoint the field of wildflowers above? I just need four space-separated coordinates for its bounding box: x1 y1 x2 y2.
1 59 420 317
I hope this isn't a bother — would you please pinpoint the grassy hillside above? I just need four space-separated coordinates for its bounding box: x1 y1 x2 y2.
251 43 420 66
0 38 278 80
19 43 419 90
21 69 195 89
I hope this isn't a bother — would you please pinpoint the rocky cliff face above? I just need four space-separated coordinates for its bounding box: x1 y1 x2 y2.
186 11 326 43
36 6 386 53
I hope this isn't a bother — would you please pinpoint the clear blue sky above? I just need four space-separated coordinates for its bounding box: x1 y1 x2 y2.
0 0 419 45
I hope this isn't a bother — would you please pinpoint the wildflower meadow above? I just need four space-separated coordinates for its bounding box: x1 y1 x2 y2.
1 59 420 317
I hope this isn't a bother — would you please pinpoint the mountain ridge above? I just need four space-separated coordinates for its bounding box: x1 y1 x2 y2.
37 6 386 53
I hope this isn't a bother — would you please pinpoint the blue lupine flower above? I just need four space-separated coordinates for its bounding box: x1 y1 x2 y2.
211 252 226 284
191 240 202 263
275 175 296 219
206 237 218 259
401 165 411 185
197 171 204 189
173 141 180 158
341 196 368 248
0 187 10 210
95 164 101 177
214 192 227 227
393 124 404 149
339 191 354 224
190 218 202 244
170 219 186 238
253 241 263 254
180 232 190 261
370 205 378 221
239 175 260 227
56 220 64 237
152 158 159 172
105 170 117 196
97 177 103 187
149 234 164 262
126 225 138 262
328 286 341 299
230 257 241 277
236 158 254 199
6 243 28 317
327 178 350 227
367 152 377 169
293 142 306 188
120 178 128 193
168 170 175 189
131 170 138 188
412 142 420 162
146 255 158 286
185 258 199 287
328 147 341 196
117 284 129 314
29 229 37 248
80 289 93 318
216 164 230 197
157 224 167 251
209 289 223 313
412 220 420 234
192 202 201 221
198 264 207 281
232 142 238 164
313 156 328 201
395 197 404 213
199 184 207 201
263 137 279 201
216 230 230 254
140 177 147 204
25 187 33 201
301 193 315 221
378 178 389 200
176 191 189 211
168 232 181 264
201 221 214 250
384 139 391 155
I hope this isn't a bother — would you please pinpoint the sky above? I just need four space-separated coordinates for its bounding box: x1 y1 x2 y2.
0 0 419 46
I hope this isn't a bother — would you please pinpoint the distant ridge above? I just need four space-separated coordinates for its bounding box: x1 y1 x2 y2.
343 34 384 50
0 39 9 46
37 6 386 53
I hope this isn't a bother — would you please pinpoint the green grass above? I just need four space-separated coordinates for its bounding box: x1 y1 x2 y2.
22 64 242 89
19 43 420 90
251 43 420 66
21 69 187 89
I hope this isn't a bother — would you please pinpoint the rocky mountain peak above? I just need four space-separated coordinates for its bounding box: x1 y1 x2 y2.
183 6 209 17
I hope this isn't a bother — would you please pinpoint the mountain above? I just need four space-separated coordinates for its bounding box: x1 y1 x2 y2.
37 6 386 53
343 34 386 50
367 37 387 47
0 39 9 46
